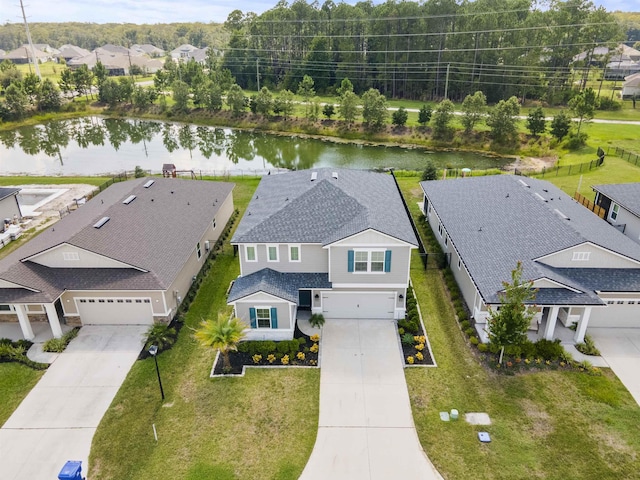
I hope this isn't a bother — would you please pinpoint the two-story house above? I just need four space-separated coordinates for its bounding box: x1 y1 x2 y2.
421 176 640 344
593 183 640 245
228 169 419 340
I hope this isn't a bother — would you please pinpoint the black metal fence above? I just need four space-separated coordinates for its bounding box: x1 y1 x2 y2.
390 170 427 258
515 159 603 178
609 146 640 166
418 252 451 270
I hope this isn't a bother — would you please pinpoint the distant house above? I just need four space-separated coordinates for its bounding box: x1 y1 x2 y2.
420 176 640 345
131 44 165 58
573 44 640 66
0 178 234 340
593 183 640 245
57 44 91 63
3 44 55 64
605 58 640 80
228 169 418 340
99 44 131 55
622 72 640 99
67 48 163 75
170 44 213 64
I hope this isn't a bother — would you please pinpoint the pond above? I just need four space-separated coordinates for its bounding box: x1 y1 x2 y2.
0 117 511 176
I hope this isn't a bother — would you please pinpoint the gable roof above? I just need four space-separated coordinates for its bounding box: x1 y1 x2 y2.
232 169 418 247
0 178 233 303
421 175 640 304
592 183 640 218
228 269 331 303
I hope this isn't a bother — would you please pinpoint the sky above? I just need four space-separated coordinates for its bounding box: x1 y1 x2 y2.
0 0 634 25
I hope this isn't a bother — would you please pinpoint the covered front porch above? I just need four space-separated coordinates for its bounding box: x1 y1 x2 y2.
0 301 66 341
526 305 594 344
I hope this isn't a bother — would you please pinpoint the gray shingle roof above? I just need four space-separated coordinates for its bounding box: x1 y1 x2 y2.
228 269 331 303
0 178 234 303
592 183 640 218
421 176 640 305
551 267 640 293
232 169 418 246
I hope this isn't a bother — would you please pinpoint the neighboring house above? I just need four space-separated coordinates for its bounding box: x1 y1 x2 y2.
420 176 640 345
67 49 163 75
99 43 132 55
605 57 640 80
0 188 22 224
131 44 165 57
0 178 234 340
622 72 640 98
593 183 640 244
170 44 211 64
3 45 54 64
57 44 91 63
228 169 419 340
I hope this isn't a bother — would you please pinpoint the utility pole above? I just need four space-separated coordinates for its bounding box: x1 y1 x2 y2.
19 0 41 79
444 63 451 100
256 58 260 91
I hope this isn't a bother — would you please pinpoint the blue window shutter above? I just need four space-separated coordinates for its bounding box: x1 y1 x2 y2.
249 308 257 328
347 250 355 272
270 307 278 328
384 250 392 272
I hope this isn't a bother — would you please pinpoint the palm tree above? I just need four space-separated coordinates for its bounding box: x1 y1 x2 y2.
194 312 247 370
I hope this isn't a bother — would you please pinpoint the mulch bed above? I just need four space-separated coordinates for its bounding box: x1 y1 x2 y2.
399 321 435 366
213 325 319 375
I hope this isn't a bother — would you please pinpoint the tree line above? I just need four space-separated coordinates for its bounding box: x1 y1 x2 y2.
221 0 623 103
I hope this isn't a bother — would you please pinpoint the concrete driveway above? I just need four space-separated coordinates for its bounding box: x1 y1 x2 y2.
299 319 442 480
0 325 147 480
590 328 640 406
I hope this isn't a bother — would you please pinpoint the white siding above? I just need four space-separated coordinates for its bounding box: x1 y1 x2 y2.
239 244 328 276
537 243 640 269
27 244 137 269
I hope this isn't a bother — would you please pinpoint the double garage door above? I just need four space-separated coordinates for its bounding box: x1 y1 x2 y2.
322 292 395 319
589 302 640 328
77 297 154 325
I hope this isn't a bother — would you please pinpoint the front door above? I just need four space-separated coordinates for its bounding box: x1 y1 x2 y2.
298 290 312 309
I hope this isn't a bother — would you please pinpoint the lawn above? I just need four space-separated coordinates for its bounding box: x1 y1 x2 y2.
0 363 44 426
89 177 320 480
397 176 640 480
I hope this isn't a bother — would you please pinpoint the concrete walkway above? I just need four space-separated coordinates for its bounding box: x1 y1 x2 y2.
0 325 147 480
299 319 442 480
590 328 640 406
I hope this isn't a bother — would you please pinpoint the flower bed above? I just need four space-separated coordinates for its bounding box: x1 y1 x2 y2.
213 326 320 375
397 285 435 366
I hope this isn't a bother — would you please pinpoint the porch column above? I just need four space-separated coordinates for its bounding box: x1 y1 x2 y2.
44 303 63 338
573 307 592 343
14 304 34 341
544 306 560 340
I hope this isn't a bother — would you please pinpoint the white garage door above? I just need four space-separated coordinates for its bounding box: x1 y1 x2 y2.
589 303 640 328
77 297 154 325
322 292 395 319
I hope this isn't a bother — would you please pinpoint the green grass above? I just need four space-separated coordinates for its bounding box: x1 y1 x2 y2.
16 62 63 83
89 177 319 480
0 363 44 426
0 176 109 187
397 176 640 480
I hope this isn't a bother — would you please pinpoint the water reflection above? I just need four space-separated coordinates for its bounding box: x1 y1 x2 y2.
0 117 510 176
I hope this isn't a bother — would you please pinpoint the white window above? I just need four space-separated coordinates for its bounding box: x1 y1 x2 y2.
289 245 301 262
572 252 590 261
256 308 271 328
611 203 619 221
63 252 79 261
355 251 369 272
371 251 385 272
267 245 279 262
0 304 13 313
245 245 257 262
196 242 202 260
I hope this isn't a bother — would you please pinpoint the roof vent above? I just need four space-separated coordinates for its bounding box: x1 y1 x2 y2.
518 179 529 187
554 208 570 220
534 192 546 202
310 172 318 182
93 216 110 229
123 195 136 205
332 171 338 179
143 180 155 188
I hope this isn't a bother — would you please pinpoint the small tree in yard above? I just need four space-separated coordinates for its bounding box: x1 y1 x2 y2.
421 161 438 181
461 91 486 134
550 112 571 141
195 312 247 371
487 261 537 363
568 87 598 136
323 103 335 119
431 99 455 140
392 106 408 127
526 106 546 137
361 88 388 130
418 104 432 126
486 96 520 146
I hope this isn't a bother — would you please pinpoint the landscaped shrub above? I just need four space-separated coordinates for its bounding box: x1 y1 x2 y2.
464 328 475 337
535 339 564 361
478 343 489 353
401 333 416 345
460 320 471 330
276 341 290 355
42 328 79 353
309 313 325 328
144 323 176 351
520 340 537 359
576 335 601 356
469 336 479 345
237 342 249 353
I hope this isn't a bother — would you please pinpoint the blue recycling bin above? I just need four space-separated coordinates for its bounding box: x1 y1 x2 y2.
58 460 82 479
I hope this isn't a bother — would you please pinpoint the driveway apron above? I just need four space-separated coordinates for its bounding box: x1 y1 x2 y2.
300 319 442 480
590 328 640 406
0 325 147 480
